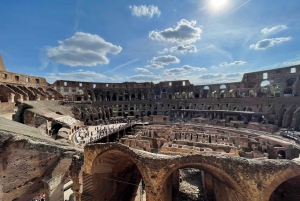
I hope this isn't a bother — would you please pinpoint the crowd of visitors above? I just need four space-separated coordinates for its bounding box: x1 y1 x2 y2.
73 118 135 144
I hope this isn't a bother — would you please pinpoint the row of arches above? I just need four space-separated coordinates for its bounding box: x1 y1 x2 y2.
82 144 300 201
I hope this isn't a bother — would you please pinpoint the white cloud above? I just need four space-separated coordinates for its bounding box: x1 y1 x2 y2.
129 5 161 18
45 69 107 83
149 19 202 44
225 72 243 78
151 55 180 65
145 64 164 69
283 60 300 66
170 45 197 53
135 67 149 72
158 48 169 54
199 74 221 80
250 37 292 50
220 60 246 67
128 74 161 81
163 65 206 76
197 73 244 84
46 32 122 67
211 61 246 69
261 25 287 35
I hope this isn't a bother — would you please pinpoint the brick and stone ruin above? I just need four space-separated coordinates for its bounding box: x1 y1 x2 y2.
1 54 300 201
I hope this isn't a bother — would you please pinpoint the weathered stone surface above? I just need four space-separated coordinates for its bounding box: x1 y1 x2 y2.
0 117 83 201
82 143 300 201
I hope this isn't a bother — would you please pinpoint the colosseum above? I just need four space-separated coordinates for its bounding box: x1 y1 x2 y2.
1 54 300 201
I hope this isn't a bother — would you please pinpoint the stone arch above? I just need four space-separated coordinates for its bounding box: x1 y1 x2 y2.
262 167 300 201
51 123 63 139
160 156 248 200
220 84 226 89
259 80 271 97
87 145 151 201
112 91 117 101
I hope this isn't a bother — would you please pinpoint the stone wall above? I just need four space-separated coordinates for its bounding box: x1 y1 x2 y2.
0 102 14 113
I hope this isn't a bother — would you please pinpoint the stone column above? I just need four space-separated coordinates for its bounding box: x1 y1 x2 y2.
8 92 15 102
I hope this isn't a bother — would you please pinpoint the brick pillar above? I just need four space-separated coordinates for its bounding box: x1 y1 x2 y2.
8 92 15 102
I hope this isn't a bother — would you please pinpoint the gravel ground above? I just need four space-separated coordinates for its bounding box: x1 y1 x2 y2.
178 168 207 201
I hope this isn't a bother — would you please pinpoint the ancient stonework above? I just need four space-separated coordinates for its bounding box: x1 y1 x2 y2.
1 54 300 201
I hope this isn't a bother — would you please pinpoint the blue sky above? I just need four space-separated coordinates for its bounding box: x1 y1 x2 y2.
1 0 300 84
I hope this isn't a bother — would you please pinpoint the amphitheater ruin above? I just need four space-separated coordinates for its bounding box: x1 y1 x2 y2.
1 54 300 201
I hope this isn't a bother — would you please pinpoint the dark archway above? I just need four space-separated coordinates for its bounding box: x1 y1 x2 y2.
269 175 300 201
141 111 146 117
162 162 245 201
91 151 146 201
112 94 117 101
277 150 286 159
286 77 296 87
76 97 81 101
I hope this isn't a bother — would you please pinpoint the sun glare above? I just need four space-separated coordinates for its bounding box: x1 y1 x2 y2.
211 0 227 9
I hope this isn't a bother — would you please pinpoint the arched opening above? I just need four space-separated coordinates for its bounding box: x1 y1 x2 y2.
130 111 134 116
194 92 199 99
249 90 254 97
261 80 270 87
220 90 226 98
162 89 167 93
175 92 180 99
220 84 226 89
131 94 135 100
169 93 173 99
76 97 81 101
141 111 146 117
153 111 157 115
286 77 296 87
91 150 146 201
202 86 209 98
274 86 281 97
147 111 151 116
259 81 270 97
138 93 142 100
162 163 244 201
51 123 63 139
165 111 169 116
112 93 117 101
211 91 217 98
269 175 300 201
124 90 129 101
277 150 286 159
106 91 110 101
14 105 33 124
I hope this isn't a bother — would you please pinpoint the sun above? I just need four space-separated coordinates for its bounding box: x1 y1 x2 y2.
211 0 227 9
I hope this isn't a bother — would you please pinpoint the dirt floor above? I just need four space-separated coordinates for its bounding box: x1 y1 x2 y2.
178 168 207 201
